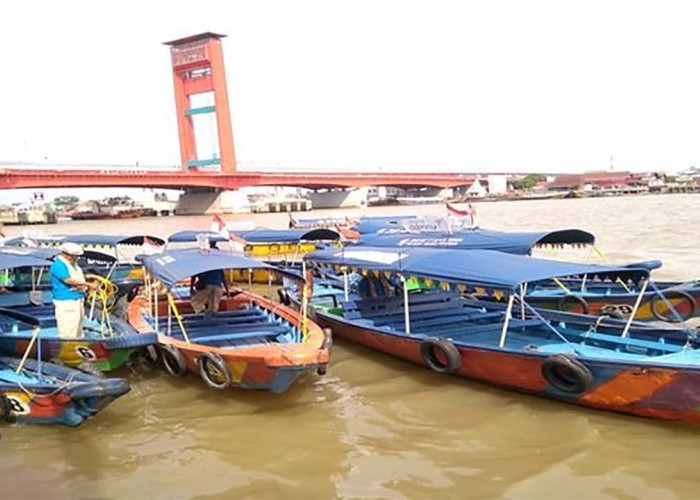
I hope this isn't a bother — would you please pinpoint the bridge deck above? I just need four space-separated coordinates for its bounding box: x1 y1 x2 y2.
0 169 475 190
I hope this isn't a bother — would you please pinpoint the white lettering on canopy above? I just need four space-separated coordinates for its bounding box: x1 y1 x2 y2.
155 255 176 266
398 238 463 247
335 250 403 265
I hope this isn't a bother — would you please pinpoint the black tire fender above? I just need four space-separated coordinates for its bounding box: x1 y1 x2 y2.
198 353 232 390
650 290 696 323
161 344 188 378
0 394 13 422
126 287 139 303
142 345 160 364
557 294 589 315
277 288 291 306
600 304 626 320
541 354 593 394
420 337 461 374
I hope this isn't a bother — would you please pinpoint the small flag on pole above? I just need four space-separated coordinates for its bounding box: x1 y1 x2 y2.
446 202 476 224
211 214 247 253
143 236 162 255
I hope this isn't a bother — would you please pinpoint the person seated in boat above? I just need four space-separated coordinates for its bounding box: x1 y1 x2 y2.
51 242 99 338
190 268 231 315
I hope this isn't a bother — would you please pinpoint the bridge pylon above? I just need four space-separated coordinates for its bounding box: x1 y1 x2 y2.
164 32 236 172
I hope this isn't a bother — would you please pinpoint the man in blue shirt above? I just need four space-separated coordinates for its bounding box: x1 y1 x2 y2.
51 242 98 338
190 268 230 314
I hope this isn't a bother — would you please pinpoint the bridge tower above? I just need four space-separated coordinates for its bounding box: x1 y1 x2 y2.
164 33 236 172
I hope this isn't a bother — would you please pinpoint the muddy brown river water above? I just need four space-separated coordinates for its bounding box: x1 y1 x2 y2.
2 193 700 499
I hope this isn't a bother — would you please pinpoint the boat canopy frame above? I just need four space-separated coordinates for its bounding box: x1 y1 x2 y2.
305 246 666 350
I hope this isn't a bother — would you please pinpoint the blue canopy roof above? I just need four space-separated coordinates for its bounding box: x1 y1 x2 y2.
294 215 416 234
167 231 228 244
305 246 648 292
0 248 55 270
5 234 165 247
357 229 595 255
351 216 419 235
235 228 340 243
138 248 291 289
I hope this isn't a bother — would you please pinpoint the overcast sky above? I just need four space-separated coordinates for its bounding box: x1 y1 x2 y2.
2 0 700 193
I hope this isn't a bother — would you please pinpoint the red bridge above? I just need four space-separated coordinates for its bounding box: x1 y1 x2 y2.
0 168 474 191
0 33 473 193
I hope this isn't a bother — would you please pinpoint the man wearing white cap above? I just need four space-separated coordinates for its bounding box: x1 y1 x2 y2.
51 242 98 338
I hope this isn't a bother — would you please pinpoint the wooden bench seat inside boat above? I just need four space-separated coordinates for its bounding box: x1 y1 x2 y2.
372 310 505 329
577 331 683 354
343 291 466 320
533 343 652 359
172 327 291 345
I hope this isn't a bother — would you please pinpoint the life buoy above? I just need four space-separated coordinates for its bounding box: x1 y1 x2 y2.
420 337 461 374
277 288 291 306
161 344 188 378
557 294 589 315
141 345 160 364
600 304 627 320
0 394 13 422
198 353 232 390
541 354 593 394
650 290 696 323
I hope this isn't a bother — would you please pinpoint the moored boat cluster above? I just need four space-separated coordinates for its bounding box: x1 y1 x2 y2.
2 212 700 427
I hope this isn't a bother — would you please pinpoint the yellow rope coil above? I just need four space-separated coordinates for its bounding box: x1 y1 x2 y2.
86 275 118 337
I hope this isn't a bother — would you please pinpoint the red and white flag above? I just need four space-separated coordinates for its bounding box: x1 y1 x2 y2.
446 202 476 223
143 235 162 255
335 224 361 242
211 214 247 253
446 202 469 217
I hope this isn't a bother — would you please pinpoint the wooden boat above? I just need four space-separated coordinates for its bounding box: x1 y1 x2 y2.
358 227 596 255
516 272 700 323
300 246 700 422
354 229 700 323
0 357 129 426
0 248 157 371
128 248 330 393
5 234 165 300
167 228 342 283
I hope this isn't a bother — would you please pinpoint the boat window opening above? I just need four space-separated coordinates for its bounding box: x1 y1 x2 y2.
399 275 411 335
167 293 173 335
105 261 118 281
88 286 98 322
343 270 349 302
154 283 159 332
649 281 695 332
553 278 571 294
522 299 581 353
621 279 649 338
167 293 190 343
35 266 44 290
498 295 515 348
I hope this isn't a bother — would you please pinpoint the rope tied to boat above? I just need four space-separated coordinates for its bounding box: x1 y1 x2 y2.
518 298 583 355
86 275 117 337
